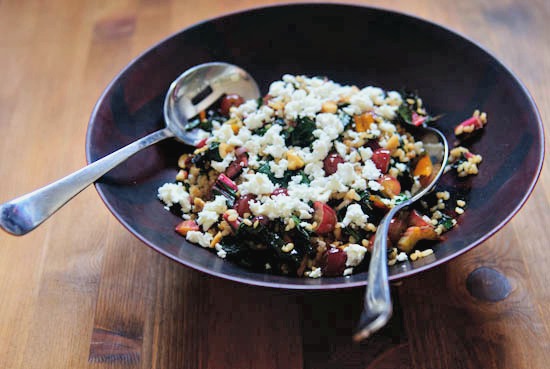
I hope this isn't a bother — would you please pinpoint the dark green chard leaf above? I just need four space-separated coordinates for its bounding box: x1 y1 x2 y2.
438 213 455 231
258 162 297 187
397 103 412 124
393 194 409 205
191 141 222 167
356 190 375 214
218 236 248 257
290 216 315 256
343 226 365 243
286 116 316 147
298 171 310 185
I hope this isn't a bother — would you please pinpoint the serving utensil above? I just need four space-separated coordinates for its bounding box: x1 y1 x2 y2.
0 62 260 236
354 124 449 342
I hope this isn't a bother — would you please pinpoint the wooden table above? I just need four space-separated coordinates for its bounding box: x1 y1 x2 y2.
0 0 548 368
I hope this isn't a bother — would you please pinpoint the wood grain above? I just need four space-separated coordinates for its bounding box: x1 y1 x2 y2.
0 0 548 368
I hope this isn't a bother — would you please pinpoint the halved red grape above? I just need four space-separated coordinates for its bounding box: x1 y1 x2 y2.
220 94 244 116
312 201 337 234
320 247 348 276
323 152 344 175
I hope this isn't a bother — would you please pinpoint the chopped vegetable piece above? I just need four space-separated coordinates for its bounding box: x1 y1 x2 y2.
408 210 431 227
271 188 289 196
354 112 374 132
454 111 487 135
413 155 433 178
175 220 199 236
286 116 316 147
320 247 348 276
223 212 242 231
195 137 207 148
371 148 391 173
220 94 245 116
378 175 401 198
389 213 408 244
323 152 345 175
234 194 255 216
312 201 337 234
397 226 440 253
411 112 426 126
225 152 248 179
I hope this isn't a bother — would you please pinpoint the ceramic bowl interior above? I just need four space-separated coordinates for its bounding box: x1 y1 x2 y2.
86 4 544 289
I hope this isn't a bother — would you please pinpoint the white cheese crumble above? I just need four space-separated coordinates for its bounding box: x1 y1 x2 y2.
308 267 322 278
248 195 313 220
210 152 235 172
238 172 276 195
186 231 213 248
315 113 344 140
345 244 367 267
215 243 227 259
341 204 369 228
197 195 228 230
343 267 354 276
269 159 289 178
157 183 191 213
396 252 408 262
244 105 274 130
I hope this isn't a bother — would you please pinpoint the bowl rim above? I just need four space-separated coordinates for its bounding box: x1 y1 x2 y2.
85 2 545 290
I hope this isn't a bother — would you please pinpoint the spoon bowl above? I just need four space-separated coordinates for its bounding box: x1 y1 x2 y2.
0 62 260 236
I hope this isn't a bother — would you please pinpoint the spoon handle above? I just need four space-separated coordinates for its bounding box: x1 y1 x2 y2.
353 206 400 342
0 128 174 236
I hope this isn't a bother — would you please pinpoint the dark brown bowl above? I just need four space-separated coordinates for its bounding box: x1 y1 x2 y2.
85 3 544 289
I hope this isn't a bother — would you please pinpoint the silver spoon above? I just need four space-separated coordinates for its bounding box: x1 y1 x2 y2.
353 124 449 342
0 62 260 236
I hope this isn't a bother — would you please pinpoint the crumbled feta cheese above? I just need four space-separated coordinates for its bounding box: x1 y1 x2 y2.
227 126 252 147
269 159 288 178
343 267 354 276
215 243 227 258
157 183 191 213
284 89 322 120
362 160 381 180
238 172 276 195
308 267 322 278
210 152 235 172
341 204 369 228
375 105 398 120
379 122 397 133
345 244 367 266
315 113 344 140
358 147 373 161
210 123 234 143
231 99 258 119
259 124 287 159
248 195 313 220
385 91 403 106
395 162 407 172
244 105 274 130
348 90 374 114
396 252 408 262
368 180 383 191
197 196 227 230
186 231 213 248
334 162 357 184
334 141 348 158
304 162 325 179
